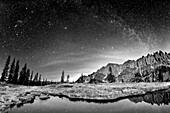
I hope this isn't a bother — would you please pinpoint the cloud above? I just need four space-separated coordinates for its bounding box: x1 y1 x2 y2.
41 56 90 67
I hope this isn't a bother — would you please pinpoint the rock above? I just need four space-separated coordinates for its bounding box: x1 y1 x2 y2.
16 101 24 107
31 91 41 96
18 94 35 104
39 95 50 100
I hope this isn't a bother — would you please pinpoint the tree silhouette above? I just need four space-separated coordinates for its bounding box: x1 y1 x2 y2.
18 69 24 84
67 75 70 83
61 71 65 83
24 69 30 85
1 55 11 81
33 73 39 85
12 60 19 84
1 56 53 86
80 74 85 83
42 78 45 85
18 63 27 84
29 71 33 85
45 78 48 85
8 58 15 83
39 74 41 86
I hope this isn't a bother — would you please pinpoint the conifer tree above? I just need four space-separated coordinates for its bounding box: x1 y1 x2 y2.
12 60 19 84
39 74 41 86
29 71 33 85
1 55 11 81
45 78 48 85
19 68 24 84
18 63 27 84
8 58 15 83
42 78 45 86
34 73 38 82
80 74 84 83
33 73 38 85
67 75 70 83
30 71 33 81
25 69 30 85
61 71 64 83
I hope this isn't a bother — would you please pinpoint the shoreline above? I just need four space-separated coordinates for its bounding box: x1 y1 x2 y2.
59 88 168 104
1 82 170 112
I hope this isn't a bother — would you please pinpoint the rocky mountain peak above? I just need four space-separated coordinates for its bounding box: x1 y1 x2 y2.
77 51 170 83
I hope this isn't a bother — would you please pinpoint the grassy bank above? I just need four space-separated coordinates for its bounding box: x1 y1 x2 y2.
1 82 170 112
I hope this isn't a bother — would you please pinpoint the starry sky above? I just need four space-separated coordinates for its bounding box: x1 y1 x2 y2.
0 0 170 81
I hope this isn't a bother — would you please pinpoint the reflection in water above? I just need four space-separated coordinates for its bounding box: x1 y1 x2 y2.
9 89 170 113
60 95 125 104
59 89 170 105
129 89 170 106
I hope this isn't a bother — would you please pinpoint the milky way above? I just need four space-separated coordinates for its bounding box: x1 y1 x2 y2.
0 0 170 81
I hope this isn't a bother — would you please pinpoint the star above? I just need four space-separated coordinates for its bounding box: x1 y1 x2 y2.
31 11 34 13
17 20 23 24
48 21 53 26
15 33 19 36
64 26 68 30
14 25 18 28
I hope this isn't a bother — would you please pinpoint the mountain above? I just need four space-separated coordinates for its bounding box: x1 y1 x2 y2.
77 51 170 83
129 90 170 105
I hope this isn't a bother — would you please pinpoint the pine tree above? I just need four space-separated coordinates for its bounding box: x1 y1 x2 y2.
12 60 19 84
42 78 45 86
39 74 41 86
1 55 11 81
67 75 70 83
80 74 84 83
45 78 48 85
18 63 27 84
18 68 24 84
29 71 33 85
8 58 15 83
25 69 30 85
61 71 64 83
30 71 33 81
33 73 38 85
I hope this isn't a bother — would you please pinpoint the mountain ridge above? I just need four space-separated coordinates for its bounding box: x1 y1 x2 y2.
76 51 170 83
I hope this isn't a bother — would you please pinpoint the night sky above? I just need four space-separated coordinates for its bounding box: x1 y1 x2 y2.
0 0 170 81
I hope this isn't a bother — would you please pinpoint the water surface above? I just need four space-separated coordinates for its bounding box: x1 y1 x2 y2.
9 90 170 113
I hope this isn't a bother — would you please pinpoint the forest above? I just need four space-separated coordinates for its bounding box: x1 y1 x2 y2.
0 55 54 86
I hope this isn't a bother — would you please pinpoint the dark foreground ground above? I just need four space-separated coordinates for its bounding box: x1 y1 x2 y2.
1 82 170 112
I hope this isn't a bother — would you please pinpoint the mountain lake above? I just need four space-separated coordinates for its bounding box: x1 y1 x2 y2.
9 89 170 113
